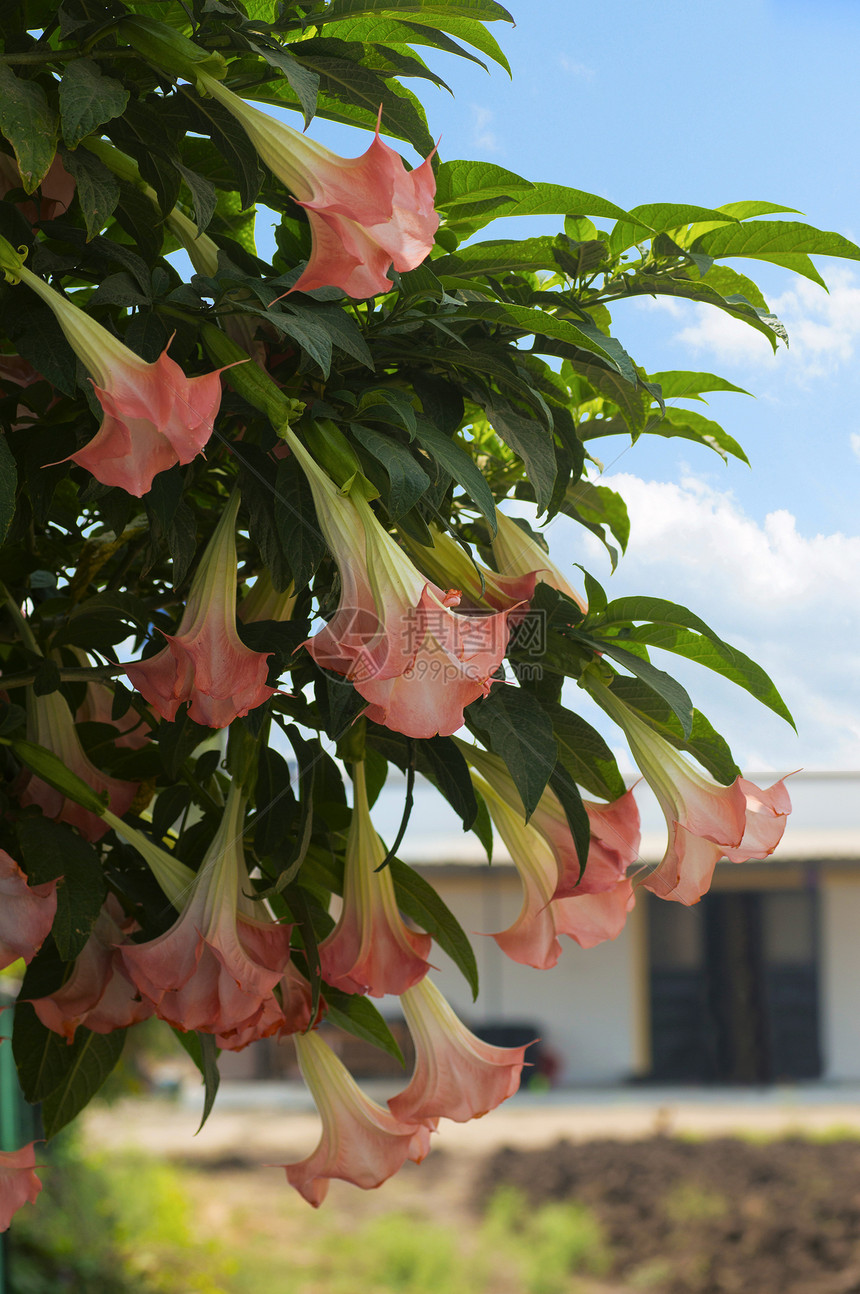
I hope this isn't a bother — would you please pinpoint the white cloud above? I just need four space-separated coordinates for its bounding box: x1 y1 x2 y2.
851 432 860 460
545 472 860 771
470 105 499 154
672 267 860 381
558 54 595 79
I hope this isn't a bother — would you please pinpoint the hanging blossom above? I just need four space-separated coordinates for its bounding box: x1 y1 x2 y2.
72 649 151 750
470 770 635 969
0 151 75 225
117 783 293 1044
403 522 539 614
0 849 58 970
491 508 588 613
30 895 153 1042
389 977 528 1125
0 236 227 497
238 569 297 624
282 1029 431 1206
0 1145 42 1232
125 492 276 728
591 679 791 905
284 426 514 738
461 738 640 898
197 74 438 298
19 688 137 842
319 760 432 997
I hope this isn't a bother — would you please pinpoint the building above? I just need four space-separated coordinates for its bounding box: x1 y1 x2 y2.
222 771 860 1088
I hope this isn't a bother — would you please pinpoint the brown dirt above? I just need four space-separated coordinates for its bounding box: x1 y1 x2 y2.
475 1136 860 1294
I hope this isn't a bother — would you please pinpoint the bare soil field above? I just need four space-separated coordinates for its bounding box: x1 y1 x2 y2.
85 1092 860 1293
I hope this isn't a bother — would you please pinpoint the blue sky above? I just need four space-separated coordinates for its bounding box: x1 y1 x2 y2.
257 2 860 772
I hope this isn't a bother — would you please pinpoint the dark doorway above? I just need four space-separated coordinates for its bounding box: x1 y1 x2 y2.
648 888 821 1083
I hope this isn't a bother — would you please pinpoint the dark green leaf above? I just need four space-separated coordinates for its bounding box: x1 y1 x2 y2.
415 735 478 831
485 401 557 514
414 420 497 533
174 160 217 235
172 1030 220 1132
17 817 105 960
467 687 557 818
0 64 57 192
59 57 128 149
389 857 478 999
543 703 626 801
352 424 429 518
61 143 120 240
274 455 326 591
324 989 405 1065
0 435 17 542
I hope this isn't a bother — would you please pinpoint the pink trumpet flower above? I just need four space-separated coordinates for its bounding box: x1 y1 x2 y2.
125 492 276 728
0 849 58 970
491 509 587 613
284 1030 431 1206
459 739 640 900
593 682 791 905
473 772 634 968
0 151 75 225
389 977 527 1125
404 523 538 614
319 761 432 997
198 76 438 298
534 787 641 899
20 689 137 842
119 783 293 1040
285 427 513 737
7 258 226 496
0 1145 42 1232
30 895 152 1041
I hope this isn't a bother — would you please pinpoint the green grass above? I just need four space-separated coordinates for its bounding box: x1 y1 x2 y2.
8 1142 611 1294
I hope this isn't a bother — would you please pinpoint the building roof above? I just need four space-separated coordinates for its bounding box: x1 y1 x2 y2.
369 770 860 869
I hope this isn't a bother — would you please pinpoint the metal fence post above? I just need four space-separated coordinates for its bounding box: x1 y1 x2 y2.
0 994 38 1294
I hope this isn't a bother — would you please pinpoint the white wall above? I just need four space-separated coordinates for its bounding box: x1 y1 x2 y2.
424 870 639 1085
821 877 860 1080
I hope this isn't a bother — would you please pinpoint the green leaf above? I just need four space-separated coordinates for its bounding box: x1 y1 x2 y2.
435 159 533 207
16 817 106 961
543 703 626 801
645 406 749 463
621 622 795 728
463 301 633 374
352 424 429 519
602 675 740 784
324 989 405 1065
416 734 478 831
485 400 557 513
58 58 129 149
13 1004 125 1136
444 177 629 232
582 637 694 738
0 435 17 543
174 160 217 235
11 738 107 816
389 857 478 1000
245 38 320 126
650 370 752 400
172 1030 220 1132
467 688 557 819
41 1028 126 1138
548 760 590 872
692 220 860 283
414 420 497 533
562 481 629 564
0 64 57 192
274 456 327 591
